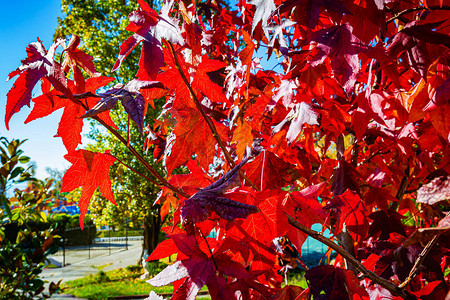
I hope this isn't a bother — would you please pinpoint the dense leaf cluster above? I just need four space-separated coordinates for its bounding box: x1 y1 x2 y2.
5 0 450 299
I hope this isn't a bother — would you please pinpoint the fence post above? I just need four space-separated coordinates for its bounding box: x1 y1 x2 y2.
125 222 128 251
87 225 91 259
62 223 66 267
109 222 111 255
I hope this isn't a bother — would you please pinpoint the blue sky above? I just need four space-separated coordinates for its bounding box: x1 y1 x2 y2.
0 1 68 179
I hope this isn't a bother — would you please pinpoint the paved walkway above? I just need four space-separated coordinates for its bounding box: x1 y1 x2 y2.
41 240 144 299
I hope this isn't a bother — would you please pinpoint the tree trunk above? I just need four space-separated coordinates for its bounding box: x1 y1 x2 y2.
139 207 162 265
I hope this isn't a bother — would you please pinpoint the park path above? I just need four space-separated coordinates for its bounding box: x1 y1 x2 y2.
41 240 143 299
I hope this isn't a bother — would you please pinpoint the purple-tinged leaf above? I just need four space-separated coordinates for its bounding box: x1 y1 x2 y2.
111 34 142 73
82 80 163 133
417 175 450 205
81 95 120 118
137 36 164 80
386 21 450 78
305 23 366 93
121 94 146 133
5 38 71 129
181 158 259 223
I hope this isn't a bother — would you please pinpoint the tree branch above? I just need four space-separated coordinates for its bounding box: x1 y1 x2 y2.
387 6 450 24
285 213 415 300
93 116 190 198
111 154 161 187
165 41 259 191
398 233 440 289
390 175 408 211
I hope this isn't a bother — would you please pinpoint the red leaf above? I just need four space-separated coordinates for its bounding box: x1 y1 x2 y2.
62 35 100 78
6 39 71 129
60 150 116 229
25 76 116 152
147 238 178 261
326 191 369 243
165 108 228 175
243 150 296 190
192 56 229 104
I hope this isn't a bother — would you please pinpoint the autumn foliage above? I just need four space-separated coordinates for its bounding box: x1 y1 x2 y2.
5 0 450 299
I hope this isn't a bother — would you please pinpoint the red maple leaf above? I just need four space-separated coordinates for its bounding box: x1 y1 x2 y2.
165 108 228 175
325 190 369 244
60 150 116 228
148 232 239 300
25 76 116 152
191 56 229 104
62 35 100 90
6 39 73 129
243 150 297 190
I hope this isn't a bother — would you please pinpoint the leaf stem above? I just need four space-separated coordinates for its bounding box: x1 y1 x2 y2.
201 232 218 271
165 41 259 191
93 116 190 198
110 154 161 187
285 213 415 300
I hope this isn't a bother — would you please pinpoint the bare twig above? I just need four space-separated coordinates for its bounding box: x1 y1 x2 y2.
93 116 190 198
390 176 408 211
165 41 259 191
286 213 415 300
111 154 161 187
387 6 450 24
399 235 439 289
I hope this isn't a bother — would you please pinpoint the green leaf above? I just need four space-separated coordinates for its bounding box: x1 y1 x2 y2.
18 156 30 164
0 194 13 220
10 167 24 180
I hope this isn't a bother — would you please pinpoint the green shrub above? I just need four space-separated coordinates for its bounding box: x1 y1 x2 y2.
0 137 61 299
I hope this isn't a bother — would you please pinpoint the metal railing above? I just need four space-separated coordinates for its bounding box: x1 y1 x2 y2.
50 225 143 267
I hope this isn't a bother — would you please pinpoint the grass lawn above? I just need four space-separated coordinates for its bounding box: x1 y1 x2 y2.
61 263 307 299
62 265 172 299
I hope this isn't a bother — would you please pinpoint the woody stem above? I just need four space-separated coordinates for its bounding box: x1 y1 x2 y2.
286 213 415 300
166 41 259 191
93 116 190 198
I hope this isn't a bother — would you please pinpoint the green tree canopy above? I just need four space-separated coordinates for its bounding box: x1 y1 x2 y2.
55 0 165 256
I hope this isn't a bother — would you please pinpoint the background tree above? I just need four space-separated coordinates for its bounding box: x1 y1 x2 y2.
54 0 166 256
85 102 165 257
54 0 141 81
